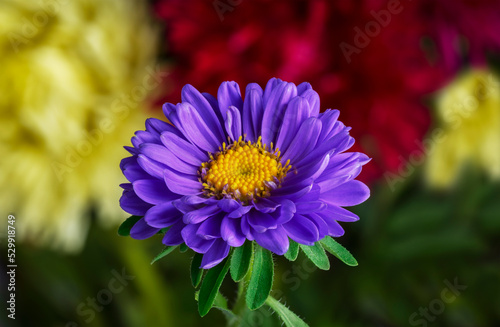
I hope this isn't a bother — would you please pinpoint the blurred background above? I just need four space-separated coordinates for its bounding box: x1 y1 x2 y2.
1 0 499 326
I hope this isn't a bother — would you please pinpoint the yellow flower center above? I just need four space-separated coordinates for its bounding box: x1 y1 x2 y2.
201 137 291 201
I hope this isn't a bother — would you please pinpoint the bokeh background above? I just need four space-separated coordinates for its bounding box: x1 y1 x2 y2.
1 0 499 326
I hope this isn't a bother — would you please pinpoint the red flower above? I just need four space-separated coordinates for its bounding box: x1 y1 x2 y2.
152 0 493 182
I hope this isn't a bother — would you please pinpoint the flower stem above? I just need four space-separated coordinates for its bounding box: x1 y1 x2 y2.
225 282 245 327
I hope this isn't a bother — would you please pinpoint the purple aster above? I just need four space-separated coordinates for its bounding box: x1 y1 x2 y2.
119 78 370 269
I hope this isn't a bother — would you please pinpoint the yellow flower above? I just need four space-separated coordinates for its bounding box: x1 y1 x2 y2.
0 0 161 252
426 69 500 188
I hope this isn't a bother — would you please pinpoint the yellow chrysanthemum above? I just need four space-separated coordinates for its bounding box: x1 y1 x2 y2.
426 69 500 188
0 0 161 252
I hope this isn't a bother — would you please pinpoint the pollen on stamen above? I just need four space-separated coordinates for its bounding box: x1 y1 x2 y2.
200 137 291 202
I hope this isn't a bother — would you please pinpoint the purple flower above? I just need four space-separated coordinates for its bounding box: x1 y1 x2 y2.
119 78 370 269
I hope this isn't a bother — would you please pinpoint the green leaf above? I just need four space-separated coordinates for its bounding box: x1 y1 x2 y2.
320 236 358 266
284 239 299 261
246 244 274 310
198 257 231 317
190 253 204 288
180 243 189 253
118 215 141 236
265 296 309 327
150 246 178 265
299 242 330 270
230 241 253 282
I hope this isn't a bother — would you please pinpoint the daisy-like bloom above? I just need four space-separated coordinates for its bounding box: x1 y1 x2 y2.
425 70 500 188
120 78 370 268
0 0 157 252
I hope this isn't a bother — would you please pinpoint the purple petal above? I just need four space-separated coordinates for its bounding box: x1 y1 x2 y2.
163 168 201 196
217 81 243 120
133 130 159 145
224 106 242 141
315 211 347 237
283 214 319 245
137 154 167 180
301 89 320 117
121 157 150 182
130 217 160 240
295 129 354 167
144 202 182 228
124 146 139 156
325 218 345 237
201 239 230 269
162 103 183 132
271 182 313 201
271 199 296 224
176 103 223 153
275 97 311 154
172 199 205 214
317 110 340 144
296 82 312 95
297 184 321 202
242 88 263 142
241 214 253 240
253 198 280 213
286 154 329 184
178 195 213 207
316 152 369 192
262 78 283 105
120 189 152 216
320 180 370 207
295 201 326 214
218 198 241 212
181 84 225 140
145 118 175 137
197 214 223 240
140 143 198 175
253 225 289 255
202 92 225 126
120 183 132 191
160 132 208 166
261 82 297 145
320 205 360 222
221 216 246 247
282 117 322 163
183 204 221 224
227 205 252 218
305 213 329 239
133 179 178 205
182 224 216 253
162 220 186 246
247 211 277 233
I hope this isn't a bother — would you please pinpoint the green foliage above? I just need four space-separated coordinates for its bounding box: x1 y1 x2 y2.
265 296 309 327
246 244 274 310
230 241 253 282
284 239 299 261
117 215 141 236
198 257 231 317
150 246 178 264
190 253 204 288
299 242 330 270
179 243 189 253
320 236 358 266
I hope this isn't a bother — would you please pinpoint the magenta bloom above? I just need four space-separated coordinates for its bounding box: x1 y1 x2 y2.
119 78 370 268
